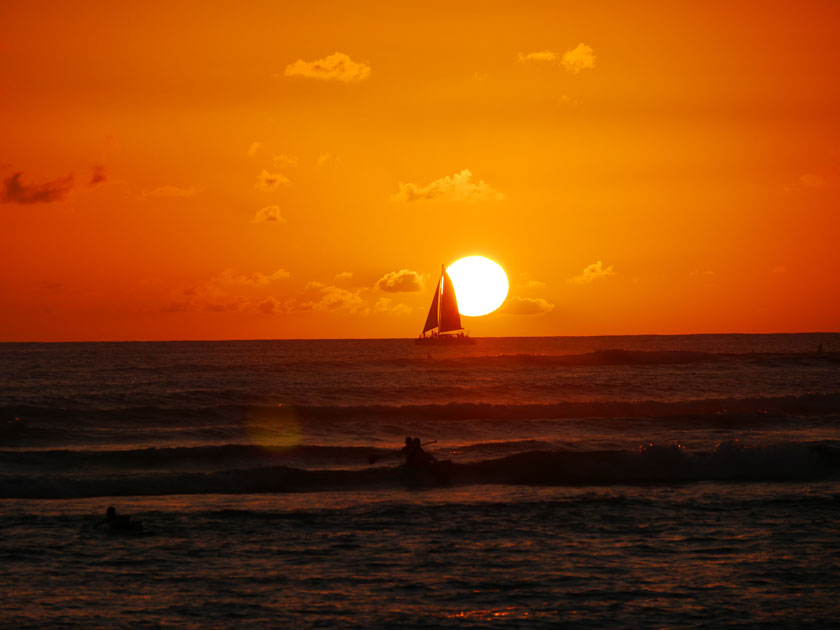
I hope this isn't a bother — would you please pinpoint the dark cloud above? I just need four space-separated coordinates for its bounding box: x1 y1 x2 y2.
256 296 282 315
39 281 64 294
1 172 74 204
89 165 106 187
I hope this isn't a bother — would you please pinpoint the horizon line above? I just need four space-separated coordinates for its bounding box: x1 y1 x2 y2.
1 331 838 344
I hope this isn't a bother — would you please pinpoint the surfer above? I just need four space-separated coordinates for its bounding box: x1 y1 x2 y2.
94 506 142 532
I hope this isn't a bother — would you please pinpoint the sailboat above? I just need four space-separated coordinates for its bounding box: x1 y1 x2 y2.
415 265 475 344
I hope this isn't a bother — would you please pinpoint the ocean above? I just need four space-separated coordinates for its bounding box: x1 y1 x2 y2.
1 334 839 628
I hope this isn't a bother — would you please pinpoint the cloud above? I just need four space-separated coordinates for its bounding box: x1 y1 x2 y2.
164 285 249 313
562 43 596 73
252 206 286 223
518 50 558 63
166 269 289 313
89 165 106 187
215 268 290 286
376 269 425 293
317 153 332 167
256 170 290 191
284 52 371 83
1 171 73 204
393 169 504 203
502 296 555 315
273 154 298 169
247 141 262 157
256 296 282 315
568 261 615 284
374 297 412 315
144 185 202 198
334 271 353 280
305 285 368 314
799 166 838 188
204 296 249 313
772 265 789 274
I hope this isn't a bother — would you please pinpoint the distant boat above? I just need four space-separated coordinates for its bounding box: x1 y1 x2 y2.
415 265 475 344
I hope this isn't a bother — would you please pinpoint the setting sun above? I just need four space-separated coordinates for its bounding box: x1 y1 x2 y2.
446 256 509 317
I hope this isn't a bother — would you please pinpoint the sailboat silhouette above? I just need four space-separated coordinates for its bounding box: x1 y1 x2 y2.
415 264 475 344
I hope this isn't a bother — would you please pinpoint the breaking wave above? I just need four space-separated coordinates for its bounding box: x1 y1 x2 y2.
2 441 839 499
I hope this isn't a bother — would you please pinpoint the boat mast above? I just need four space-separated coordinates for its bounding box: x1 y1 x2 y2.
437 264 444 336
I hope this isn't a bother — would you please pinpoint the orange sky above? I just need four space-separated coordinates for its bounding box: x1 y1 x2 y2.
1 0 839 341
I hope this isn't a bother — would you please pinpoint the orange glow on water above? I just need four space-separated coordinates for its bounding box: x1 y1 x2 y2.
244 406 303 448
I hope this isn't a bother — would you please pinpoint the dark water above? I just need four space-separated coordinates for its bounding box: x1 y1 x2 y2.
1 335 839 627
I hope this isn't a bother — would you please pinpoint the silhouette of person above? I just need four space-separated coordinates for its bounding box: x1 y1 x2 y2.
400 436 413 455
95 506 141 532
410 437 436 466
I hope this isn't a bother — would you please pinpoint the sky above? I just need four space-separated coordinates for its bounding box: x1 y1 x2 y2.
1 0 839 341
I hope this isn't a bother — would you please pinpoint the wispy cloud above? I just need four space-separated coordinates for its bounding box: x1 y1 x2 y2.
166 269 290 314
143 185 202 199
247 141 262 157
252 206 286 223
518 44 595 73
1 171 73 204
256 296 283 315
502 296 555 315
164 284 249 314
273 154 298 169
376 269 424 293
568 261 615 284
305 285 368 314
256 170 290 191
393 169 504 203
284 52 371 83
374 297 412 314
799 166 838 188
518 50 558 63
89 165 107 187
334 271 353 280
562 43 596 73
215 268 290 286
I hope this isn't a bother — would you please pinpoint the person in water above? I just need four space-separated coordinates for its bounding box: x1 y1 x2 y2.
401 436 436 468
94 506 141 532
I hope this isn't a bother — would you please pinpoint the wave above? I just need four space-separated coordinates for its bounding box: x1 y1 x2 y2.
2 442 839 499
0 443 376 472
4 392 840 427
3 393 839 449
370 349 840 369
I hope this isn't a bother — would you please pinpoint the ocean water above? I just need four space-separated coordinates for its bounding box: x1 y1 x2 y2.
1 334 839 628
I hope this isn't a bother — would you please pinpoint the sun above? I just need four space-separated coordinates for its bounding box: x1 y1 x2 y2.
446 256 509 317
